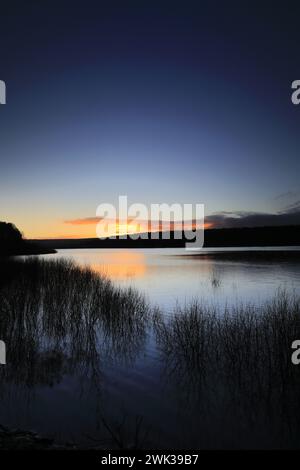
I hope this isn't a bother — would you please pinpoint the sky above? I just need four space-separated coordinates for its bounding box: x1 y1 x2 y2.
0 0 300 238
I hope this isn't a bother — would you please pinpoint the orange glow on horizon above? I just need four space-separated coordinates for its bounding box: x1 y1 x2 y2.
19 218 213 240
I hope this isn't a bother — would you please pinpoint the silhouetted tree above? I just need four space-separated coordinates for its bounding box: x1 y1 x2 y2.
0 221 23 254
0 221 55 256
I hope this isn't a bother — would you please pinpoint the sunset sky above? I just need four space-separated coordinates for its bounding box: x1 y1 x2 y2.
0 1 300 239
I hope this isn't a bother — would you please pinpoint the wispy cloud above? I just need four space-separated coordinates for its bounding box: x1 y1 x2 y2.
274 190 299 201
64 217 204 231
280 200 300 214
65 208 300 231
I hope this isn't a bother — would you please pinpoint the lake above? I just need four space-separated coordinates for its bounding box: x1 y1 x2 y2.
42 247 300 310
0 247 300 449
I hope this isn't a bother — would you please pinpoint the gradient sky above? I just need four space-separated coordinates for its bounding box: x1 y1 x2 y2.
0 1 300 238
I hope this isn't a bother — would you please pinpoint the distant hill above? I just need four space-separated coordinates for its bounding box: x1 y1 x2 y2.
0 221 56 256
31 224 300 250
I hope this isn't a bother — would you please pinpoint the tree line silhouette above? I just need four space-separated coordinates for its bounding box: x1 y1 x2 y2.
0 221 55 256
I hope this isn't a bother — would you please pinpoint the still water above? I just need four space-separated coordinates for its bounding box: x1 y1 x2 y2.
0 248 300 449
45 248 300 310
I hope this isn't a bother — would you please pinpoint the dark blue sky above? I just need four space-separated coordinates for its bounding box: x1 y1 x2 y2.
0 1 299 237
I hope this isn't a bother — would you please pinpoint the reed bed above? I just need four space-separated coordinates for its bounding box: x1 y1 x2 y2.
0 257 149 387
153 291 300 447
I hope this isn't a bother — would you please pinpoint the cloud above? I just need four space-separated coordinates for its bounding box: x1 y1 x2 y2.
64 217 203 232
206 209 300 228
65 208 300 230
274 190 299 201
280 200 300 214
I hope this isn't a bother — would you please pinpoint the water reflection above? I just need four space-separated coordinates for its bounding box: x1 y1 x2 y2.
0 258 149 395
44 248 300 310
90 251 147 280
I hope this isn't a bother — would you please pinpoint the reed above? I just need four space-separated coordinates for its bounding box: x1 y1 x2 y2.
0 257 149 388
